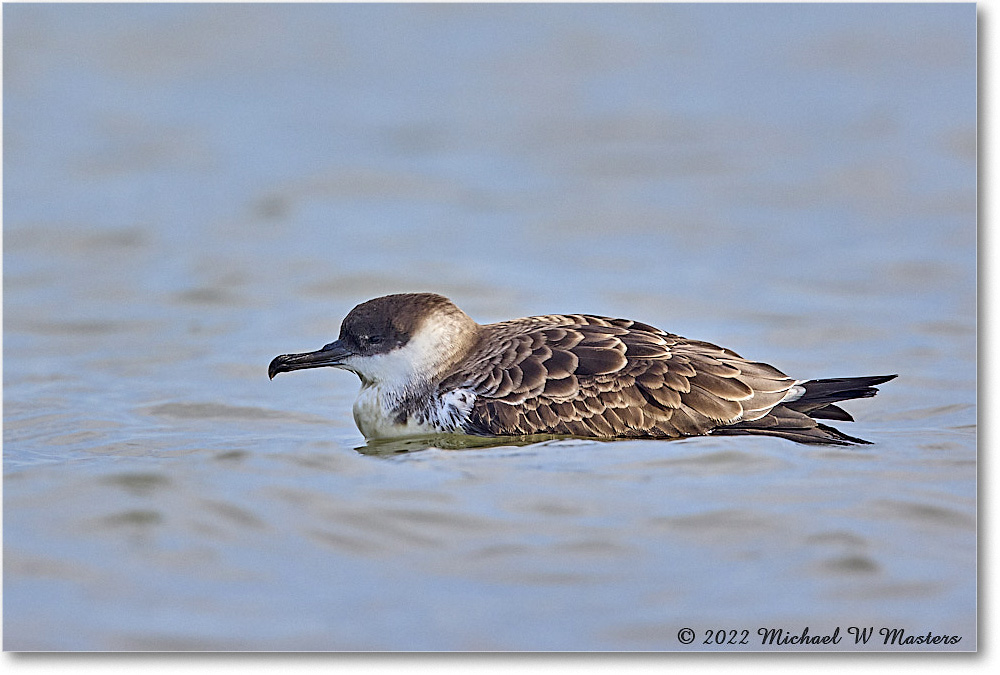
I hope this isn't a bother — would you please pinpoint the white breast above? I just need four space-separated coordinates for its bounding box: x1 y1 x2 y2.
351 385 477 440
352 385 433 439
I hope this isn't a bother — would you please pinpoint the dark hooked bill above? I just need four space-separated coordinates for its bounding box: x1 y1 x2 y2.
268 340 353 379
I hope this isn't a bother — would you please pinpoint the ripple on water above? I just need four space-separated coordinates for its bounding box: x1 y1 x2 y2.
646 508 789 544
817 554 882 575
101 472 172 496
868 499 975 530
625 447 793 476
143 402 331 425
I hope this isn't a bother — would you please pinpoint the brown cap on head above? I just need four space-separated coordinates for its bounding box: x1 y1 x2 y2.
270 293 481 384
337 293 458 352
335 292 479 362
342 293 451 335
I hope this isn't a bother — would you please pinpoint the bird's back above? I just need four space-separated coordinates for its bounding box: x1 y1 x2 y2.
441 313 818 440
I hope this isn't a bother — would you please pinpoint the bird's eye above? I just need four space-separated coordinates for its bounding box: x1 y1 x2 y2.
368 335 384 345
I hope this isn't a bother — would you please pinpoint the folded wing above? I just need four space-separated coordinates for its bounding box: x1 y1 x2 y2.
442 314 808 440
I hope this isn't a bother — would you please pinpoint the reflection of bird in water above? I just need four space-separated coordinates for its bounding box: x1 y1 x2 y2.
269 293 895 446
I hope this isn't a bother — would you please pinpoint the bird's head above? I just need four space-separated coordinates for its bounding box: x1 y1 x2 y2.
268 293 480 388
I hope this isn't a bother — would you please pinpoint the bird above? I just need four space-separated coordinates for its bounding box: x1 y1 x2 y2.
268 292 896 445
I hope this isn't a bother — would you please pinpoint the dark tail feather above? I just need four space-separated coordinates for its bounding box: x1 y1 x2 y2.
787 375 898 416
807 404 854 421
716 374 897 446
714 421 872 445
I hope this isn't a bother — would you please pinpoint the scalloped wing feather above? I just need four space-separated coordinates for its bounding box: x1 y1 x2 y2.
443 314 799 439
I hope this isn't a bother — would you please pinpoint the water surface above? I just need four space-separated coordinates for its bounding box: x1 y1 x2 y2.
3 3 976 650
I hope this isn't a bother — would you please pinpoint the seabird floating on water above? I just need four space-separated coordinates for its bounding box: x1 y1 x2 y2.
269 293 895 445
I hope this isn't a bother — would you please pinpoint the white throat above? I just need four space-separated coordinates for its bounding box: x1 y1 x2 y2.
346 311 475 389
342 310 479 439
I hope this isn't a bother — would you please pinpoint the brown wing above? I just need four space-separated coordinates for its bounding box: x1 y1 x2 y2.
440 314 798 439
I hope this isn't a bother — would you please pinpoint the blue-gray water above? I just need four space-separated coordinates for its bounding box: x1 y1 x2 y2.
3 3 976 651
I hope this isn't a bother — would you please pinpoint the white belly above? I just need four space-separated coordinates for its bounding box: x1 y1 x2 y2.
351 386 436 440
351 385 476 440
